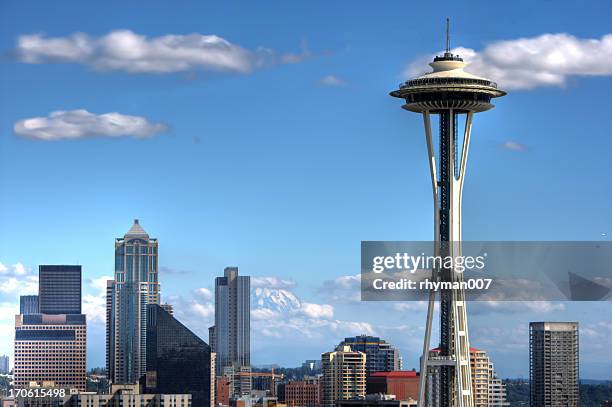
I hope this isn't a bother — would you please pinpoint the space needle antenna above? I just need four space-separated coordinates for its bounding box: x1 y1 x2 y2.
446 17 451 53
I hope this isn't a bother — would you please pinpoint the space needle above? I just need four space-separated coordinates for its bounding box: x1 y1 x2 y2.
390 20 506 407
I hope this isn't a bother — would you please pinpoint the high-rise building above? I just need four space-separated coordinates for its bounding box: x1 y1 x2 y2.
19 295 39 315
285 378 320 407
14 265 86 390
469 348 508 407
211 267 250 375
38 265 81 315
14 313 86 390
426 348 508 407
367 371 419 402
143 304 213 407
529 322 579 407
0 354 9 374
321 345 366 407
107 219 160 384
338 335 401 376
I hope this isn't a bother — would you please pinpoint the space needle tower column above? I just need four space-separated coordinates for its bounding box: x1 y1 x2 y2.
390 21 506 407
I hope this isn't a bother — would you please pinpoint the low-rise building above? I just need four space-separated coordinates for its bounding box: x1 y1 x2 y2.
366 371 418 402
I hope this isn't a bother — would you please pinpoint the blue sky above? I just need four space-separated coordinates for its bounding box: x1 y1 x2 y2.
1 0 612 379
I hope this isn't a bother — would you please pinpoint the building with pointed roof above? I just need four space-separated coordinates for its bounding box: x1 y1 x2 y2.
107 219 160 384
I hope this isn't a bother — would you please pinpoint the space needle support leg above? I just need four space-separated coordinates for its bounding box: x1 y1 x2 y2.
418 111 439 407
459 111 473 187
455 111 474 407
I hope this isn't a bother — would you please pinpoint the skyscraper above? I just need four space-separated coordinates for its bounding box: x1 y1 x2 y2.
338 335 401 376
19 295 39 315
0 355 9 374
321 345 366 407
144 304 213 407
107 219 160 384
14 313 87 390
14 265 87 390
39 265 81 314
529 322 579 407
211 267 250 375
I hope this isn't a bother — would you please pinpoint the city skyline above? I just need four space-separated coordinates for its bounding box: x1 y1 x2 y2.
1 0 612 381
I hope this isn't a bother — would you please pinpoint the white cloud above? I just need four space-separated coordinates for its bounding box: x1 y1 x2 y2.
14 109 168 141
0 276 38 295
82 294 105 324
405 33 612 90
393 301 429 311
192 302 214 318
319 75 346 87
17 30 310 74
0 261 37 296
194 287 213 300
0 262 30 276
318 274 361 302
471 301 565 315
82 275 113 325
501 141 527 151
300 302 334 319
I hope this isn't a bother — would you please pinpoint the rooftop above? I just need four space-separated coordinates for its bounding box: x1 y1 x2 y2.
125 219 149 237
370 371 418 378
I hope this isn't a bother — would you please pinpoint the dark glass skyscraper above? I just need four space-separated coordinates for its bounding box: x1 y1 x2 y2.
39 265 81 314
107 220 160 384
144 304 213 407
19 295 39 315
338 335 401 376
211 267 250 375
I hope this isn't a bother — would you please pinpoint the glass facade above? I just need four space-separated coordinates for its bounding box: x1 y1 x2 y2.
38 265 81 314
20 295 39 315
145 304 212 407
108 220 160 384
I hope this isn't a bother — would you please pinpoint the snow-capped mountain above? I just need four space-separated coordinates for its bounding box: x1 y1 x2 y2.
252 287 302 313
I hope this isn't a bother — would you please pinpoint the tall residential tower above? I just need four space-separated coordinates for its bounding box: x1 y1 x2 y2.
321 346 366 407
338 335 401 376
529 322 579 407
210 267 250 376
107 219 160 384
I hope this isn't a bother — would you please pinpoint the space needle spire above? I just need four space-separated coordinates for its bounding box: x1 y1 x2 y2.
390 22 506 407
446 17 451 54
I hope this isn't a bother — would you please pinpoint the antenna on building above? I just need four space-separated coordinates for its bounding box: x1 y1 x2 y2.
445 17 451 53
